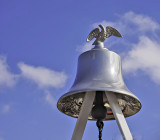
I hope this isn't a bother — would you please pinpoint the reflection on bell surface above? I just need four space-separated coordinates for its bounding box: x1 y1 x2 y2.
57 45 141 120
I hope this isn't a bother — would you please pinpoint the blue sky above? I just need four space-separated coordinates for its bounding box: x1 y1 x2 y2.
1 0 160 140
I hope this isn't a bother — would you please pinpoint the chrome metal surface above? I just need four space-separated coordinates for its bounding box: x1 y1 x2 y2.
57 46 141 120
87 24 122 45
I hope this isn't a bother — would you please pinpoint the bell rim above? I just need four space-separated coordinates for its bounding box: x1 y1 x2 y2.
59 88 141 102
57 89 142 121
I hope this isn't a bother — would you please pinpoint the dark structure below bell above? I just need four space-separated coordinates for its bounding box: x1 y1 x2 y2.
91 91 107 120
57 25 142 140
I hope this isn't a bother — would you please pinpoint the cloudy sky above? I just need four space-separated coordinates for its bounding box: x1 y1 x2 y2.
1 0 160 140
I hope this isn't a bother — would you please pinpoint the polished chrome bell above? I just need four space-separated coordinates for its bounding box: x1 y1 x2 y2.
58 25 141 140
57 45 141 120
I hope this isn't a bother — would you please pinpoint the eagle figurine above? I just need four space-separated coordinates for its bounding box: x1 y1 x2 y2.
87 24 122 45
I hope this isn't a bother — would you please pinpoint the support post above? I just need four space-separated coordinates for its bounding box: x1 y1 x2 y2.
105 92 133 140
71 91 95 140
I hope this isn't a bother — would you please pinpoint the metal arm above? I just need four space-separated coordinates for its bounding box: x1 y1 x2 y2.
105 92 133 140
71 91 95 140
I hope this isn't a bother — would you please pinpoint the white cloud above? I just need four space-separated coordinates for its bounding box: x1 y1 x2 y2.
123 36 160 84
18 62 68 89
76 42 93 52
92 11 160 36
1 104 10 114
122 11 160 32
0 56 17 87
45 90 56 108
18 63 68 109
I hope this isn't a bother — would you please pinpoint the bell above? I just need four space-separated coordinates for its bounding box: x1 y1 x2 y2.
57 45 141 120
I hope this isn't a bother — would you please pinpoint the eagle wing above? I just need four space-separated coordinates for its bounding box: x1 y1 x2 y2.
87 28 100 42
106 26 122 37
